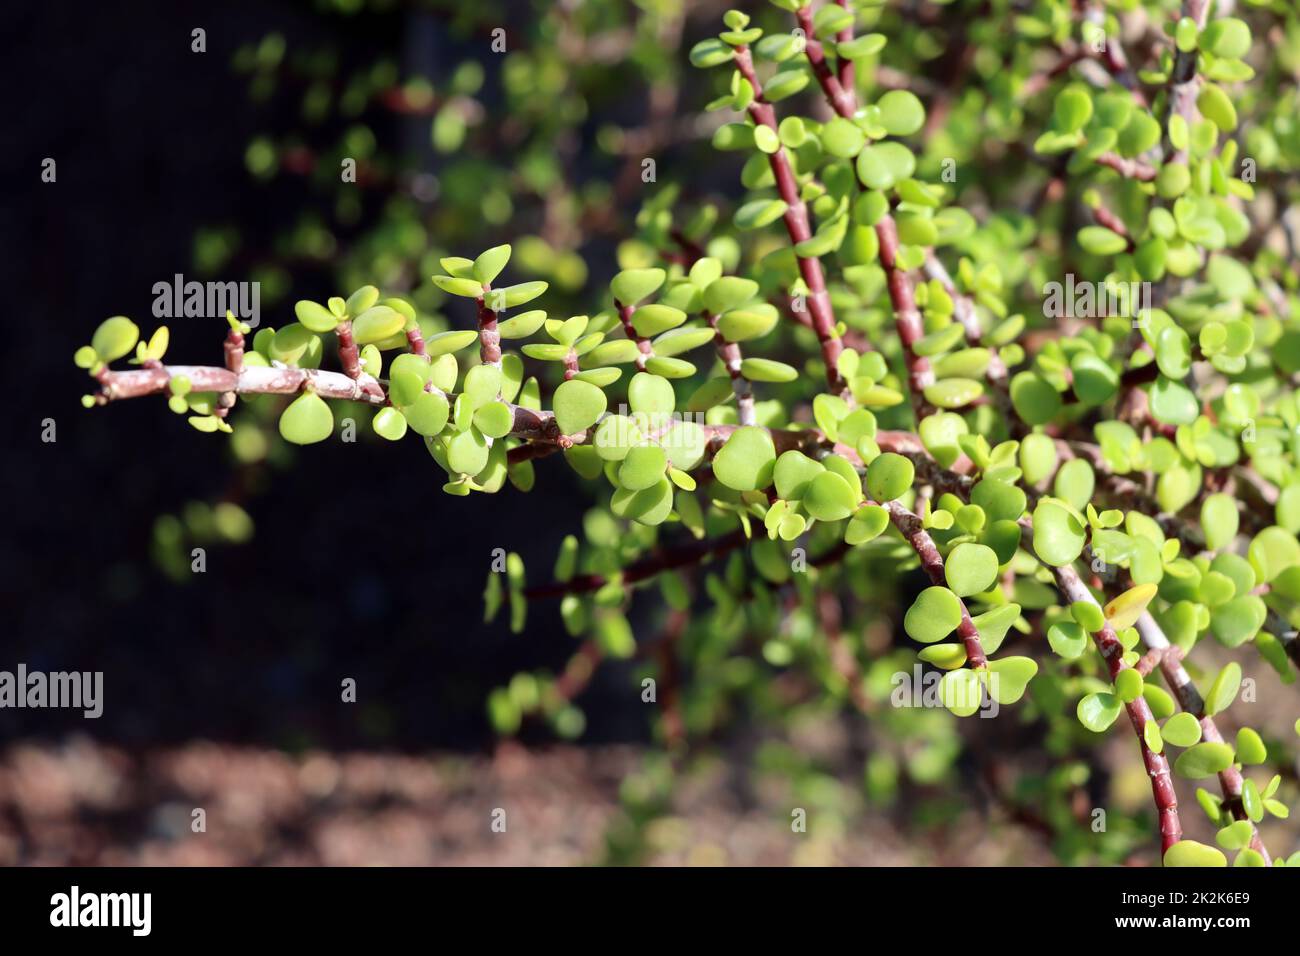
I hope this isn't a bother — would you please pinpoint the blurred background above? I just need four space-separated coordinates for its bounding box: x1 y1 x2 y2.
2 0 1296 866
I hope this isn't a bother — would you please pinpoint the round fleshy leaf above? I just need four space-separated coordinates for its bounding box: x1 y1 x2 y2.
473 401 514 439
352 306 405 345
92 316 140 362
473 244 512 284
1032 500 1086 567
628 372 675 416
1077 692 1122 733
424 330 480 357
1174 742 1235 779
845 504 890 545
773 450 824 500
631 304 686 337
939 668 984 717
372 406 408 441
945 543 998 597
712 427 776 492
593 415 643 462
986 656 1037 705
1047 620 1088 660
1162 713 1203 748
971 604 1020 655
1010 372 1061 425
803 471 859 521
618 444 668 491
904 586 963 644
1114 668 1143 703
610 268 666 306
703 276 759 314
918 644 967 670
1163 840 1227 868
1201 493 1239 551
295 299 339 333
278 391 334 445
610 477 674 526
552 379 606 436
717 307 779 342
865 452 914 502
1209 596 1265 648
876 89 925 136
740 358 798 383
971 479 1026 524
402 391 450 437
1204 662 1241 716
1235 727 1267 765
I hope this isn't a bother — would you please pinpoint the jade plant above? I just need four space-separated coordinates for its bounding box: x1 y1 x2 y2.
77 0 1300 866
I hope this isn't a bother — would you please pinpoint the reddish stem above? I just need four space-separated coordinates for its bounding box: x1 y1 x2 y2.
733 46 845 393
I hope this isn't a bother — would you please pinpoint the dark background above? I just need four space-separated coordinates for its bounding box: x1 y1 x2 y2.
0 1 640 751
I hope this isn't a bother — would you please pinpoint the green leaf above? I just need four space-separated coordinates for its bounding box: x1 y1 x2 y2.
774 450 824 500
939 668 984 717
865 452 914 502
1114 668 1143 703
845 504 890 545
631 304 686 337
611 268 666 306
924 378 983 409
735 199 788 230
1202 18 1251 59
1163 840 1227 867
1032 499 1086 567
1235 727 1267 765
552 379 606 435
904 586 963 644
1174 742 1235 779
433 275 484 298
92 316 140 362
473 244 512 284
402 391 450 437
1162 712 1203 748
820 117 866 158
1197 84 1237 132
876 90 925 137
618 444 668 491
740 358 798 382
1048 620 1088 660
804 471 859 521
945 543 998 597
372 406 408 441
278 391 334 445
497 309 548 339
704 276 760 314
1010 372 1061 425
424 330 480 357
352 306 405 345
492 281 548 310
1053 86 1093 133
1078 226 1128 256
855 142 915 191
1077 692 1122 733
295 299 339 333
717 308 779 342
986 656 1037 704
628 372 675 415
1204 662 1241 717
712 426 776 492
